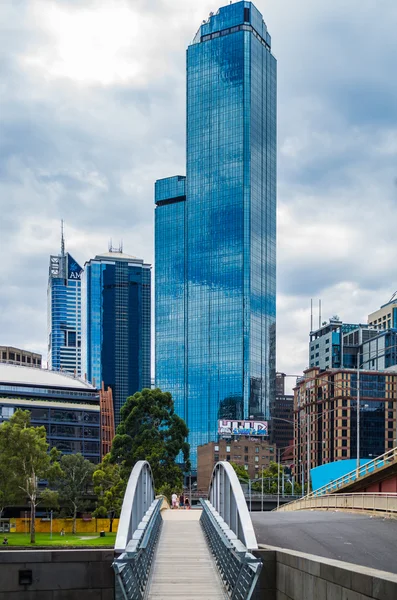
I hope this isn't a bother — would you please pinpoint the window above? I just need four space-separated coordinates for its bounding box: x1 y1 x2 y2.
244 465 248 471
342 400 347 407
214 454 219 462
342 420 347 427
226 445 230 452
255 447 259 453
342 440 347 447
342 450 347 457
1 407 14 418
255 456 259 462
342 410 348 417
226 455 230 461
244 7 250 22
214 445 219 452
244 446 248 452
9 352 15 360
245 455 248 462
342 429 347 437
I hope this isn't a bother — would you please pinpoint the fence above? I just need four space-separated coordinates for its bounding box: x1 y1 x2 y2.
277 492 397 513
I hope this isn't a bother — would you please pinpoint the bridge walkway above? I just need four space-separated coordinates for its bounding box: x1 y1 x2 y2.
147 509 227 599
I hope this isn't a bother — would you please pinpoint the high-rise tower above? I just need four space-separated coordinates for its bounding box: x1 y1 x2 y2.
155 1 277 466
81 249 151 426
47 223 83 374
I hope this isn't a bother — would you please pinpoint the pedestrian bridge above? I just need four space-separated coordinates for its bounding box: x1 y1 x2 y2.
113 460 262 600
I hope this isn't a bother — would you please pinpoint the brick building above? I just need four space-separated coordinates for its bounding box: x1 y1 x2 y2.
294 367 397 481
197 438 276 490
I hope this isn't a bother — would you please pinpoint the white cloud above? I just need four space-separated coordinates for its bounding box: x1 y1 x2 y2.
1 0 397 391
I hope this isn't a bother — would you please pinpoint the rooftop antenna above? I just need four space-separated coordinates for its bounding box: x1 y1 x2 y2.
108 239 113 252
61 220 65 257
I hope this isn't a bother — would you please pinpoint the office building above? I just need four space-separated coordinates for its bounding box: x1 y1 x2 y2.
360 329 397 371
294 367 397 482
47 228 82 375
270 372 293 451
0 346 42 368
82 249 151 426
368 295 397 331
155 1 277 467
197 438 276 490
309 319 374 370
0 364 100 462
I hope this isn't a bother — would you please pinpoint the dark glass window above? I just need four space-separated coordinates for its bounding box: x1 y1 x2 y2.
244 7 250 22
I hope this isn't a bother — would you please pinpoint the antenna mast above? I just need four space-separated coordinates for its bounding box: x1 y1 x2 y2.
61 220 65 257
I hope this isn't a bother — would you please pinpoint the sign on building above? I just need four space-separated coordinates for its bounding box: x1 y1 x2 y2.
218 419 268 436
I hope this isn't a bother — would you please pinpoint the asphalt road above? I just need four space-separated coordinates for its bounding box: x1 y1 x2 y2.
251 510 397 574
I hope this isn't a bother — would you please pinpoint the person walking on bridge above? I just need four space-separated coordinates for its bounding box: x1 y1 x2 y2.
171 492 178 509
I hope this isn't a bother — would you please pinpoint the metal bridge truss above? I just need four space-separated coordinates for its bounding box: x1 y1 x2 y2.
113 461 162 600
201 462 263 600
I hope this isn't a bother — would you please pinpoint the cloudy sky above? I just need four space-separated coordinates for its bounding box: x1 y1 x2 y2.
1 0 397 390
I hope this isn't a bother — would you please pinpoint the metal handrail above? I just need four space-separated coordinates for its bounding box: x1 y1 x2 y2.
209 461 258 550
113 498 162 600
113 461 160 600
277 492 397 513
200 499 262 600
115 460 156 553
302 446 397 501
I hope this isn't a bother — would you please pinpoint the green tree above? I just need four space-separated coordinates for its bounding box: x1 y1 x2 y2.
54 453 95 534
0 410 60 543
251 462 303 495
230 462 249 482
110 388 190 492
0 430 22 518
40 489 59 517
92 454 124 532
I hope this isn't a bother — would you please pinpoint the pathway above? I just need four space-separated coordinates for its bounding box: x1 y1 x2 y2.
147 509 227 599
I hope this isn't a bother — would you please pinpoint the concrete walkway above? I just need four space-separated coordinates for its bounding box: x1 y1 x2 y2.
147 509 227 599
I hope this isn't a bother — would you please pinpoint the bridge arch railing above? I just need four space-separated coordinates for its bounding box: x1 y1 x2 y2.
200 461 262 600
113 460 162 600
209 461 258 550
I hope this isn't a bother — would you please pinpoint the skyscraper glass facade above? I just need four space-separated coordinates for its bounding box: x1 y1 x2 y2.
155 2 277 467
48 250 82 375
82 251 151 426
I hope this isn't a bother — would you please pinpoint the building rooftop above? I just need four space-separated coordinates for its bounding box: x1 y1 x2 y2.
95 251 140 261
0 363 96 391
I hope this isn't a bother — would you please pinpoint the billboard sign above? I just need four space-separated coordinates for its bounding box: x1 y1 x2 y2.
218 419 268 437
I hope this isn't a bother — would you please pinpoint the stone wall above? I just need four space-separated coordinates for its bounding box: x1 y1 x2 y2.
253 546 397 600
0 549 114 599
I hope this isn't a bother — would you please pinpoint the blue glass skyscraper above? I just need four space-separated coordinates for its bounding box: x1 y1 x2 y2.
82 250 151 426
47 227 83 375
155 1 276 467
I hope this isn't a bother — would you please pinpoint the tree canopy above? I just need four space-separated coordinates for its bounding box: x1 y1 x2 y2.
52 453 95 534
93 453 124 531
0 410 60 542
110 388 190 491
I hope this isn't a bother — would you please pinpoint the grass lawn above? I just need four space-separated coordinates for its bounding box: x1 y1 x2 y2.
1 532 117 547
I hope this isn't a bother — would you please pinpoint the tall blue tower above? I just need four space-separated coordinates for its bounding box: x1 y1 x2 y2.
47 223 83 375
155 1 276 467
81 249 151 426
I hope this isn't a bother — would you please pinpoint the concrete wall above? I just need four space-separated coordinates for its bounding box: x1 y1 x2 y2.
0 549 114 599
253 546 397 600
